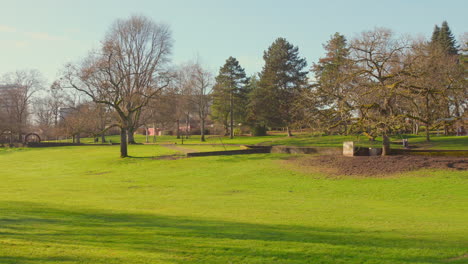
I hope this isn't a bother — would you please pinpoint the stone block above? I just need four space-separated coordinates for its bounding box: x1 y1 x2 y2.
343 141 354 156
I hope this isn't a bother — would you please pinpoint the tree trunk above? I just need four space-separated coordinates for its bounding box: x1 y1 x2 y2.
145 127 149 143
152 123 156 143
176 119 180 139
444 105 450 135
76 133 81 144
287 126 293 137
425 123 431 142
185 114 190 139
127 127 136 144
120 128 128 158
382 134 390 156
425 96 431 142
101 133 106 143
454 101 461 117
200 118 206 142
230 91 234 139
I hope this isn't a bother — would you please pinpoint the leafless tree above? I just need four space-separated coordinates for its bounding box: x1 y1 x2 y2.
32 84 70 140
186 62 213 142
402 40 465 141
0 102 9 136
1 70 44 142
350 28 410 155
60 102 97 143
34 97 55 139
172 65 197 139
62 15 173 157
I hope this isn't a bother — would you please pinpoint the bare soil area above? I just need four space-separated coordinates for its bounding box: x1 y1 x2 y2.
285 155 468 177
152 154 186 160
160 144 194 154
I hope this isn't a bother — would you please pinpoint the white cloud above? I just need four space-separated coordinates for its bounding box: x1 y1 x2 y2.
0 24 64 42
14 41 29 48
0 24 16 33
25 32 64 41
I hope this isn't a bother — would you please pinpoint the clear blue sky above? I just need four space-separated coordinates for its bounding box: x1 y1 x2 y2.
1 0 467 83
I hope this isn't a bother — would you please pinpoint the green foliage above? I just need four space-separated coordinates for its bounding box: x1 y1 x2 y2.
0 146 467 263
211 57 249 135
233 127 242 136
251 124 268 136
430 25 440 44
307 32 353 134
431 21 458 55
249 38 308 129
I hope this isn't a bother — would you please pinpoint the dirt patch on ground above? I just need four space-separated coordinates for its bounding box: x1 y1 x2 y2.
160 144 195 154
284 155 468 177
152 155 185 160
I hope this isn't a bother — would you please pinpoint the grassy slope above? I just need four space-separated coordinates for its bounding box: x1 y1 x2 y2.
63 134 468 150
0 146 467 264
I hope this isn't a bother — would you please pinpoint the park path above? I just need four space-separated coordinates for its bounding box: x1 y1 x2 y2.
160 144 195 154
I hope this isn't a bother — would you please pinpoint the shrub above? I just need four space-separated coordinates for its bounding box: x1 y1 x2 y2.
233 128 242 136
251 125 268 136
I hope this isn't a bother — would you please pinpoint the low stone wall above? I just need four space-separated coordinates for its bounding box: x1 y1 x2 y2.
271 146 341 155
0 143 25 148
187 147 271 157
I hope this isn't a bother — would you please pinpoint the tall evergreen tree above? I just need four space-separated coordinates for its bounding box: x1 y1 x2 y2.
430 25 440 44
251 38 307 136
246 74 268 135
431 21 458 55
310 32 353 134
429 21 461 135
211 57 249 138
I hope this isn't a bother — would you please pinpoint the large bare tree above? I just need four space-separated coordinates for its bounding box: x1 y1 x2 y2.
62 15 172 157
402 41 464 141
350 28 410 155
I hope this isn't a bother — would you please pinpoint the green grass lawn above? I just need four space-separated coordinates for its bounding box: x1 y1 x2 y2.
62 133 467 150
57 134 285 146
267 134 468 150
0 146 467 263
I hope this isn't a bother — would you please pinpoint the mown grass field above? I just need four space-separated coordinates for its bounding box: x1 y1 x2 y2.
55 133 468 150
0 144 467 263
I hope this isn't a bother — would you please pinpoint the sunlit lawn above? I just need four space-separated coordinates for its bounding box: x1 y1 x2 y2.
55 134 285 146
53 133 468 151
265 134 468 150
0 145 467 263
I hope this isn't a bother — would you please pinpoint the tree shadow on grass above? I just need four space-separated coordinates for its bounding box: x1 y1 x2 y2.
0 256 103 264
0 201 464 264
